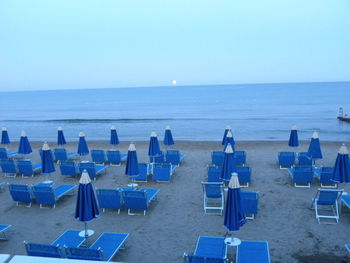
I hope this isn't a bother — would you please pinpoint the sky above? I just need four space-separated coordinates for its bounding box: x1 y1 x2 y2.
0 0 349 91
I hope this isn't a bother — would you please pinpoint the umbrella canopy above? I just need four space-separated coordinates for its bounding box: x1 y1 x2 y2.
288 125 299 147
41 142 55 174
221 144 235 181
125 143 139 176
222 125 231 145
163 126 174 146
77 132 89 156
110 126 120 146
223 130 235 152
1 128 10 145
57 127 67 146
148 132 161 158
307 131 323 159
332 144 350 183
18 131 32 154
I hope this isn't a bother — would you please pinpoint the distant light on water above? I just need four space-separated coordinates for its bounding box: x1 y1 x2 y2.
172 80 177 86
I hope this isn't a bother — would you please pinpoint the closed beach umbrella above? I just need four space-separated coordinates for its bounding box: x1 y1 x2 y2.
288 125 299 147
77 132 89 156
223 130 235 152
1 128 10 145
57 127 67 146
148 131 161 163
75 171 99 238
221 144 235 182
332 144 350 183
41 142 55 183
224 173 246 246
125 143 139 177
222 125 231 145
163 126 174 146
307 131 322 160
18 131 32 154
110 126 119 146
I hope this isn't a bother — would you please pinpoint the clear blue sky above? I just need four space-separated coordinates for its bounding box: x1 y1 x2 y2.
0 0 349 91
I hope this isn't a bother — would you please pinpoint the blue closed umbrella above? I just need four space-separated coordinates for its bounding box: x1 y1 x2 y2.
1 128 10 145
125 143 139 177
222 125 231 145
224 173 246 246
221 144 235 181
57 127 67 146
332 144 350 183
77 132 89 156
163 126 174 146
41 142 55 183
18 131 32 154
148 132 161 163
307 131 322 160
110 126 120 146
288 125 299 147
223 130 235 152
75 171 99 238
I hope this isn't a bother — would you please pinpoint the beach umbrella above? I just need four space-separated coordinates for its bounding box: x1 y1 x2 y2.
222 125 231 145
110 126 119 146
148 131 161 163
75 170 99 238
288 125 299 147
41 142 55 183
221 144 235 182
57 127 67 146
1 128 10 145
163 126 174 146
332 144 350 183
307 131 322 160
125 143 139 177
18 131 32 155
77 132 89 156
224 173 246 246
223 130 235 152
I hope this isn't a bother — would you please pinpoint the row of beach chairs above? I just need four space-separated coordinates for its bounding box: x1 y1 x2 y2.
60 161 109 180
207 165 251 187
0 159 41 178
211 150 247 166
278 151 314 169
287 166 336 188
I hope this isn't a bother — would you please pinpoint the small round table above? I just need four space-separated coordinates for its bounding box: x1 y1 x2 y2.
224 237 241 246
79 229 94 238
127 183 138 189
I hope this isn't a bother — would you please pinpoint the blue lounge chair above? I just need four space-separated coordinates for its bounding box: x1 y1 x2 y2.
165 150 185 166
207 165 223 182
233 151 247 166
0 224 12 240
152 163 176 182
288 166 314 188
278 151 296 169
96 189 122 214
17 160 42 178
53 148 78 163
132 163 150 182
241 190 259 219
211 151 225 166
311 188 343 224
106 150 127 166
91 149 107 164
314 166 336 188
149 150 165 163
342 195 350 212
201 182 224 215
0 148 18 159
298 152 312 166
1 159 17 178
122 188 159 215
184 236 227 263
8 184 33 207
236 241 270 263
234 166 251 187
79 162 109 180
32 184 77 208
59 161 80 178
65 232 129 261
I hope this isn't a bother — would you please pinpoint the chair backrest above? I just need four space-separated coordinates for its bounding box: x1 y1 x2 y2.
278 151 296 166
65 247 105 261
122 190 148 211
0 148 9 159
91 150 106 163
187 255 226 263
8 184 32 203
152 164 171 181
25 242 63 258
133 163 148 181
59 161 77 177
241 190 259 215
96 189 121 210
32 186 56 205
234 166 251 183
79 162 97 179
211 151 224 166
298 152 312 166
320 166 335 184
54 148 68 162
293 166 314 183
106 150 121 164
317 189 343 205
17 160 34 175
153 150 165 163
1 159 16 173
233 151 246 165
165 150 180 164
202 182 224 199
207 165 223 182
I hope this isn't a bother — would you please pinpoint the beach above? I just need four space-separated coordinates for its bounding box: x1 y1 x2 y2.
0 140 349 263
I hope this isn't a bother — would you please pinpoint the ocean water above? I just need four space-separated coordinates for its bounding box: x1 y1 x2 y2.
0 82 350 142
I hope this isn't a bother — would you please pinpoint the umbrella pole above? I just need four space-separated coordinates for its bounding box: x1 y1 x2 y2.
84 222 88 238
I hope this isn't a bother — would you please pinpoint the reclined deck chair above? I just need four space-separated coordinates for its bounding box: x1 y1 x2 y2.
236 241 270 263
0 224 12 240
122 188 159 215
91 149 107 164
96 189 122 214
65 232 129 262
79 162 108 180
241 191 259 219
211 151 225 166
297 152 312 167
149 150 165 163
165 150 185 166
8 184 33 207
0 148 18 159
288 166 314 187
59 161 80 178
32 184 77 208
201 182 224 215
233 151 246 166
184 236 227 263
132 163 150 182
207 165 223 182
106 150 127 166
314 166 336 188
53 148 78 163
1 159 17 178
17 160 42 178
311 188 343 224
278 151 296 169
152 163 176 182
234 166 251 187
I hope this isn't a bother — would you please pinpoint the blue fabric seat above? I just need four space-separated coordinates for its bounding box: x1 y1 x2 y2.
233 151 246 166
241 190 259 219
149 150 165 163
53 148 78 163
278 151 296 169
17 160 42 178
201 182 224 215
91 149 107 164
236 241 270 263
234 166 251 187
207 165 223 182
32 184 77 208
0 148 18 159
298 152 312 166
96 189 122 214
152 163 175 182
0 224 12 240
106 150 127 166
59 161 80 178
132 163 150 182
165 150 185 166
288 166 314 187
8 184 33 207
314 166 336 188
1 159 17 178
79 162 109 180
122 188 159 215
211 151 225 166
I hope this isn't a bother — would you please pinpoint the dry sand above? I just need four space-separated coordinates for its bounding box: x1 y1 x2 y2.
0 140 349 263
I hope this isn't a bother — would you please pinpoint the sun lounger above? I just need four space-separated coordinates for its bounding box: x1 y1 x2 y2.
96 189 122 214
241 190 259 219
236 241 270 263
288 166 314 187
149 150 165 163
211 151 225 166
201 182 224 215
0 224 12 240
184 236 227 262
297 152 312 166
311 188 343 224
278 151 296 169
79 162 108 180
8 184 33 207
91 149 107 164
314 166 336 188
122 188 159 215
1 159 17 178
132 163 150 182
32 184 77 208
165 150 185 166
207 165 223 182
59 161 80 178
106 150 127 166
65 232 129 261
17 160 42 178
0 148 18 159
234 166 251 187
53 148 78 163
233 151 246 166
152 163 176 182
342 195 350 211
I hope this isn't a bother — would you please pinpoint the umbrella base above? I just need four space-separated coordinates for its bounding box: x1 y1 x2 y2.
224 237 241 246
79 229 94 238
42 180 53 184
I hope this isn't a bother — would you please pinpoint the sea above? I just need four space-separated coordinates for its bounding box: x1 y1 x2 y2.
0 82 350 143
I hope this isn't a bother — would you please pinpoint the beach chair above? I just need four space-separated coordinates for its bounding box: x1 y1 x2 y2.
234 166 251 187
106 150 127 166
132 163 150 182
79 162 108 180
17 160 42 178
314 166 337 188
184 236 227 263
233 151 247 166
8 184 33 207
297 152 312 166
207 165 223 182
149 150 165 163
211 151 225 166
0 148 18 159
0 224 12 240
241 190 259 219
91 149 107 164
165 150 185 166
122 188 159 215
32 184 77 208
96 189 122 214
311 188 343 224
59 161 80 178
1 159 17 178
278 151 296 169
53 148 78 163
201 182 224 215
152 163 175 182
236 241 270 263
288 166 314 188
342 195 350 212
64 232 129 261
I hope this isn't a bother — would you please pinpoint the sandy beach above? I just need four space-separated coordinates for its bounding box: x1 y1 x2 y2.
0 140 349 263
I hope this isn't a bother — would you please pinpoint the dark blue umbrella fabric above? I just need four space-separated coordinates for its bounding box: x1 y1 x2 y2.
110 126 119 146
148 132 161 161
1 128 10 145
288 125 299 147
332 144 350 183
307 131 322 159
77 132 89 156
222 125 231 145
221 144 235 181
163 126 174 146
18 131 32 154
125 143 139 176
41 143 55 174
57 127 67 146
223 130 235 152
